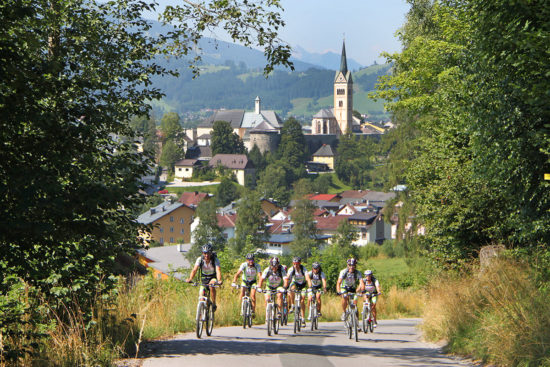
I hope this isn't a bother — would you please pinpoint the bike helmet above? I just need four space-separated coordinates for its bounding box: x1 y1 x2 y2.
364 270 373 276
292 256 301 263
201 244 213 253
312 262 321 270
347 258 357 266
246 253 254 260
270 257 279 267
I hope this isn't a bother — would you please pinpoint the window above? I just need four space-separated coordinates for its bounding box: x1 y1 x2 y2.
160 227 164 233
180 218 185 224
185 168 189 171
337 88 345 95
169 237 174 243
160 237 164 244
178 168 182 172
180 229 185 234
339 101 343 107
170 216 174 222
170 227 174 233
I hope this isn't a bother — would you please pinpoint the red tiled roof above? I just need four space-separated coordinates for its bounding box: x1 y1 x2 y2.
178 191 209 207
267 219 293 234
217 213 237 228
313 208 329 217
309 194 338 201
315 215 350 231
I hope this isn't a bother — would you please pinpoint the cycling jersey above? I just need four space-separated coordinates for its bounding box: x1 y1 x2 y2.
262 266 287 288
286 265 307 285
363 277 380 294
194 255 220 284
238 262 261 284
338 268 362 291
307 270 326 288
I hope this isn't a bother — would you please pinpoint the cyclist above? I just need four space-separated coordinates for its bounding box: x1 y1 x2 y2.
336 258 365 321
186 244 222 311
258 257 287 317
362 269 382 327
307 262 327 320
284 256 311 327
231 253 261 316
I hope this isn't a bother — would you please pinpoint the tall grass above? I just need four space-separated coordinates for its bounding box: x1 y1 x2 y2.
421 259 550 366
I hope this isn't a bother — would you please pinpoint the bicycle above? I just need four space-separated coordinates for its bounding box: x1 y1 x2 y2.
308 288 324 331
258 288 284 337
340 291 359 342
292 288 306 333
232 284 256 329
188 281 220 339
280 290 289 326
361 291 379 333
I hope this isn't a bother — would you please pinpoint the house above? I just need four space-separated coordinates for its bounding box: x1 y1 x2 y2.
314 215 351 240
260 198 282 217
309 193 341 202
174 159 201 180
197 134 211 147
311 144 335 170
217 213 238 240
137 201 195 245
264 233 331 256
136 244 192 280
348 212 390 245
178 191 211 208
185 145 212 162
208 154 255 186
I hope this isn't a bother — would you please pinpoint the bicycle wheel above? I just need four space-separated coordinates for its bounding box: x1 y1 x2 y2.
282 303 288 325
362 306 368 334
196 302 205 339
346 312 352 339
310 304 315 331
294 303 301 333
369 317 374 333
247 302 253 328
206 303 214 336
353 311 359 342
266 303 272 336
273 304 280 334
242 300 248 329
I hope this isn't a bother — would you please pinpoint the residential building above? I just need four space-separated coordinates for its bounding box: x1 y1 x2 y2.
178 191 211 208
174 159 201 180
208 154 255 186
311 144 335 170
137 201 195 245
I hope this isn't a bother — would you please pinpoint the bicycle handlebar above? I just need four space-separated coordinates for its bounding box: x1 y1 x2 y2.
186 281 222 287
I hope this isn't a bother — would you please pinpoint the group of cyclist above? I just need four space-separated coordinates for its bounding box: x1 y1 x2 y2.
186 244 382 327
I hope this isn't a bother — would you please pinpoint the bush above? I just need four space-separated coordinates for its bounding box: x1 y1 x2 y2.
381 240 406 258
358 244 380 259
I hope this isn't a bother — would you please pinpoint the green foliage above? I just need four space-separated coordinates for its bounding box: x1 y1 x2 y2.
335 133 380 189
289 198 318 260
256 163 291 205
160 112 182 141
210 120 245 156
277 117 308 166
215 177 239 207
159 139 182 170
187 199 225 262
233 190 267 256
312 174 332 194
331 220 359 259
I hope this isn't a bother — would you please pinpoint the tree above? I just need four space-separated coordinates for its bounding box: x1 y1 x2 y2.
277 117 308 167
256 163 290 206
215 177 239 207
159 139 182 170
187 199 226 262
160 112 182 141
211 120 245 156
332 220 359 260
234 190 267 256
290 196 318 260
248 144 267 175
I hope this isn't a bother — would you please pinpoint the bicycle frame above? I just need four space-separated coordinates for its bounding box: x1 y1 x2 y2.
260 287 284 337
309 289 324 331
233 284 256 329
189 282 220 339
340 291 359 342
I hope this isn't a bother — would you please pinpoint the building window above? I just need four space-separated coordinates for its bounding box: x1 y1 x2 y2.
339 101 343 107
180 218 185 224
180 229 185 234
169 237 174 243
170 216 174 222
160 237 164 244
337 88 345 95
170 227 174 233
178 168 182 172
185 168 189 171
160 227 164 233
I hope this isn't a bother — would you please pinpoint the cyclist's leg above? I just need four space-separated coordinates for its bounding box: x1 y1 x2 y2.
276 287 284 313
316 291 322 313
288 283 296 310
250 285 257 313
299 286 307 319
372 295 378 323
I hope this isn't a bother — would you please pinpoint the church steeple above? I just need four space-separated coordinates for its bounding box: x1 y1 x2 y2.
339 41 348 75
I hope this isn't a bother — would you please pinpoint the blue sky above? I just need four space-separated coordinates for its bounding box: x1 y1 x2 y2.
145 0 410 66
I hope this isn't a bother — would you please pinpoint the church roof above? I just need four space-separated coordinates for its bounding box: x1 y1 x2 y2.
313 144 335 157
250 120 278 133
200 109 245 129
334 40 353 83
241 111 283 129
313 108 335 119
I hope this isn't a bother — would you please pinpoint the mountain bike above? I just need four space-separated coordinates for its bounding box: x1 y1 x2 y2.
361 291 378 333
280 290 289 326
308 288 324 331
232 284 256 329
188 281 220 339
258 288 284 337
293 288 306 333
340 291 359 342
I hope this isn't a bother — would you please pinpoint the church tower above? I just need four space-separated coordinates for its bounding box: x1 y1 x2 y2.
333 41 353 135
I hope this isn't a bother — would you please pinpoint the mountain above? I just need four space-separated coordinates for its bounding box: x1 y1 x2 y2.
291 45 364 71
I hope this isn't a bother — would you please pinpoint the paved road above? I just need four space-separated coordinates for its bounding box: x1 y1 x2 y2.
139 319 474 367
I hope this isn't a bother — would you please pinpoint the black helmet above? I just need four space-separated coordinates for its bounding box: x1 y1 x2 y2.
270 257 279 267
312 262 321 270
201 244 213 253
292 256 301 263
347 258 357 266
246 253 254 260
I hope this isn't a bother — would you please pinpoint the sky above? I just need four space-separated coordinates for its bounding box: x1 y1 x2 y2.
145 0 411 66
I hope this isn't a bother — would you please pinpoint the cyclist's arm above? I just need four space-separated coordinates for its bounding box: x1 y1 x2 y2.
215 265 222 284
258 276 264 289
283 275 290 288
305 272 312 288
186 264 200 283
232 269 242 284
376 280 382 294
336 277 342 294
358 278 365 293
322 277 327 291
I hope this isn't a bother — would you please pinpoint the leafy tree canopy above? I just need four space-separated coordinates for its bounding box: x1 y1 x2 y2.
211 120 245 156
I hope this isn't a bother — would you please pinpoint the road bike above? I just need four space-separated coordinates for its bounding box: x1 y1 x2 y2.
308 288 324 331
292 287 306 333
361 291 378 333
340 291 359 342
232 284 256 329
188 282 220 339
258 287 284 337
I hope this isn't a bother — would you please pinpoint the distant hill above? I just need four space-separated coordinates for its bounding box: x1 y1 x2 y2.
291 45 364 71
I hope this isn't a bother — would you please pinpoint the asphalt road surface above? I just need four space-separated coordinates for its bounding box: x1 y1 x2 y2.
138 318 474 367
